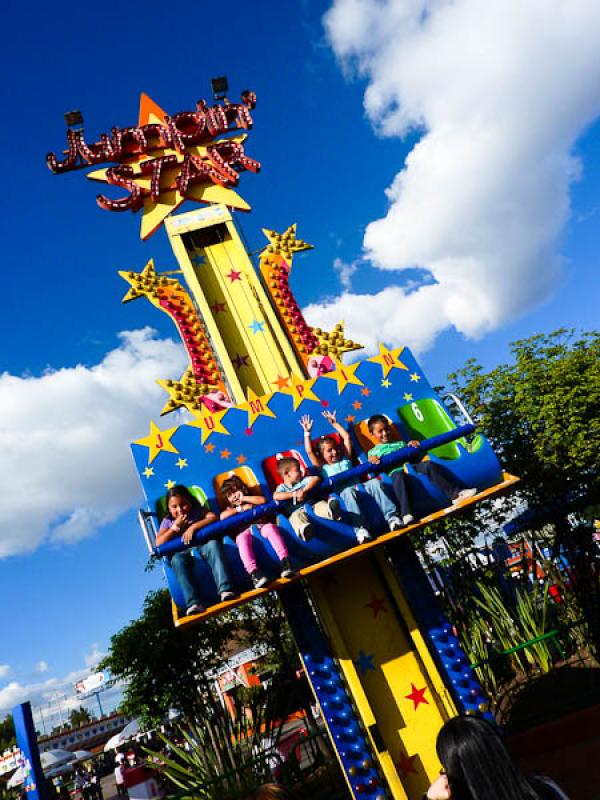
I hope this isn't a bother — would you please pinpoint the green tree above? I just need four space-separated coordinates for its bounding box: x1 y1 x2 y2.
0 714 15 751
69 707 92 727
447 328 599 518
99 589 243 726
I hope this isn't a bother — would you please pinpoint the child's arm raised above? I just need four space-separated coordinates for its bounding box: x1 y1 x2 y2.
299 415 320 467
322 409 353 458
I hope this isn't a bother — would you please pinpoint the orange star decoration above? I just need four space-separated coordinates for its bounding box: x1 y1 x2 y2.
262 224 313 265
220 448 232 459
272 374 291 392
236 454 247 465
321 359 364 394
281 377 320 410
239 387 276 428
87 93 252 240
405 683 429 710
134 421 179 464
205 443 216 453
188 409 230 444
368 344 409 378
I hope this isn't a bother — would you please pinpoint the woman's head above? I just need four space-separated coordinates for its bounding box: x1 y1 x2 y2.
436 717 538 800
165 485 198 519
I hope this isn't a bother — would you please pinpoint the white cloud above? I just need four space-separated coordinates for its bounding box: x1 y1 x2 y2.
333 257 359 291
0 328 187 558
36 661 49 674
316 0 600 353
0 665 10 680
84 644 105 669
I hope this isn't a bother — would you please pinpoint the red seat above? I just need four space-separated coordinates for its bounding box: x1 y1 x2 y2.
262 449 309 492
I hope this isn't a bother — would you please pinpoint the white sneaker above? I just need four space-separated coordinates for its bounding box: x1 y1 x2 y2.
354 527 372 544
328 497 343 520
298 523 313 542
454 488 477 503
186 603 204 616
402 514 415 526
220 590 236 602
388 516 403 531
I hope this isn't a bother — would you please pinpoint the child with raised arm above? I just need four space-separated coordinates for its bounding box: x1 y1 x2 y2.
301 411 402 543
220 475 295 589
367 414 477 525
273 456 341 541
156 484 237 616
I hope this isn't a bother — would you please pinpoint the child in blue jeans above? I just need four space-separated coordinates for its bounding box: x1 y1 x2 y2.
300 411 402 543
156 485 236 615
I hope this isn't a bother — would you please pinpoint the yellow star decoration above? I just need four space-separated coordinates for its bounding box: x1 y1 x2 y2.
262 224 313 266
311 321 363 359
239 387 277 428
176 458 188 469
143 467 154 478
118 259 180 304
134 421 179 464
410 372 421 383
403 393 413 402
381 379 392 389
281 377 320 410
157 368 218 416
188 409 230 444
164 479 176 490
321 359 364 394
368 344 409 378
87 95 251 240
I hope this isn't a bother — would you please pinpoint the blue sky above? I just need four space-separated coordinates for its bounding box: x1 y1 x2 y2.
1 0 599 725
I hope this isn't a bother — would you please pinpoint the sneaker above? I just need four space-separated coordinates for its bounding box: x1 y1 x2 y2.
454 488 477 504
251 570 269 589
388 515 403 531
279 557 296 579
185 603 204 616
354 527 372 544
220 590 237 602
402 514 415 526
298 523 313 542
328 497 343 520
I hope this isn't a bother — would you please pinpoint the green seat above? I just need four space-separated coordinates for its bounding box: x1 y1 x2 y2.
396 399 482 460
155 485 209 522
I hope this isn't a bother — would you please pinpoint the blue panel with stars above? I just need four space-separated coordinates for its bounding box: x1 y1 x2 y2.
131 346 504 611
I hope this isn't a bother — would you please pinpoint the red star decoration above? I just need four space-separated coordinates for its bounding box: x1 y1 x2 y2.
405 683 429 710
204 443 216 453
365 594 388 618
272 374 290 391
226 269 242 282
352 400 363 410
210 300 227 314
220 448 231 459
395 752 418 777
236 454 247 464
320 399 329 407
245 427 253 436
361 387 372 397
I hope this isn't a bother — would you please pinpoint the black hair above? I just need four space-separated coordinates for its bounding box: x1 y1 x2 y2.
164 485 201 520
221 475 248 497
367 414 389 432
436 717 541 800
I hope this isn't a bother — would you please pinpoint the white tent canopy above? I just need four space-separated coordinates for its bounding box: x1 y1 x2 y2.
103 719 141 752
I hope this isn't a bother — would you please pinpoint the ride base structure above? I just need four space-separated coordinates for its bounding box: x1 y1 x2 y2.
47 89 518 800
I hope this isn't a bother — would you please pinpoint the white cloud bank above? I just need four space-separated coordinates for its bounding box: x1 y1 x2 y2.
0 328 186 558
309 0 600 354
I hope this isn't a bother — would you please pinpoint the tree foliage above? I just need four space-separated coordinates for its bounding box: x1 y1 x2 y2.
69 707 92 727
0 714 15 751
448 328 599 521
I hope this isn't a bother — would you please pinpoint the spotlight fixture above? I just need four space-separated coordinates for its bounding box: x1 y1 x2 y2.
210 76 229 102
64 110 84 129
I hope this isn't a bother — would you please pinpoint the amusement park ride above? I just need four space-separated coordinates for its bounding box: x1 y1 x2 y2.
38 83 519 800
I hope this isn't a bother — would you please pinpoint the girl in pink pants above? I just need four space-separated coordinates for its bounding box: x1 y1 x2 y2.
220 475 295 588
